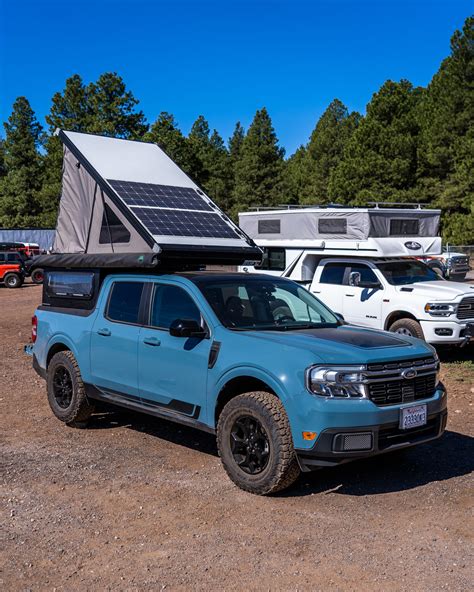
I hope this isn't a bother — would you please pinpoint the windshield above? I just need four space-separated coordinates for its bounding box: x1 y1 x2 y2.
378 260 441 285
195 277 339 330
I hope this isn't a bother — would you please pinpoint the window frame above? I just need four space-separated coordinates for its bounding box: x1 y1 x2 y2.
319 261 349 285
104 280 148 327
145 282 209 335
254 247 287 272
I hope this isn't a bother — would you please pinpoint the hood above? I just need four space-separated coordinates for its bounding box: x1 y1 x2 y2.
242 325 433 365
396 281 474 301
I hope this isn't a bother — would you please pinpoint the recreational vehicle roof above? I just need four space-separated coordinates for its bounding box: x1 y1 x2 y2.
238 205 442 257
49 130 261 268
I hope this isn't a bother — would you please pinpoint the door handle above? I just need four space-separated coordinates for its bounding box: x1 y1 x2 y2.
143 337 161 347
313 290 321 294
97 328 111 336
345 294 355 297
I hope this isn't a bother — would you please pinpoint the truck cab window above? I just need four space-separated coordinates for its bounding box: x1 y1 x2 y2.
255 248 286 271
107 282 144 324
151 285 201 329
348 263 378 284
320 262 347 285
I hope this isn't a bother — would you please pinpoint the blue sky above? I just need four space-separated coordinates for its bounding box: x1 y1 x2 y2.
0 0 471 155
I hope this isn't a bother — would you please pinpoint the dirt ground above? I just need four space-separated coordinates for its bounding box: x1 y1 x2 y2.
1 284 473 591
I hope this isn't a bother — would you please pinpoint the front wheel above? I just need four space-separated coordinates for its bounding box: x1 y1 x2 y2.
389 318 424 340
217 391 300 495
47 351 94 427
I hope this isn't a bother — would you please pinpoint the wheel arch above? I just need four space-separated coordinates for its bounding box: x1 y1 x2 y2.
46 337 78 367
384 310 419 331
214 372 283 427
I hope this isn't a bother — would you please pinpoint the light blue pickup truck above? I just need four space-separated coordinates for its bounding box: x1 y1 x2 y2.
27 269 447 494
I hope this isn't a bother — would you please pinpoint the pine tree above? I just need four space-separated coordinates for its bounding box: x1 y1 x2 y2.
228 122 245 164
144 112 201 181
328 80 423 205
188 116 231 209
416 16 474 243
0 97 44 227
285 145 308 205
0 139 6 178
232 108 285 214
302 99 360 204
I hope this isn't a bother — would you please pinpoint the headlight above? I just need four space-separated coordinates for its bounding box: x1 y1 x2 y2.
306 365 367 398
424 302 457 316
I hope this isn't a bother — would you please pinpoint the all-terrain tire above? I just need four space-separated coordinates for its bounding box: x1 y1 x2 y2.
47 351 94 428
217 391 300 495
4 273 23 288
389 318 425 340
31 268 44 284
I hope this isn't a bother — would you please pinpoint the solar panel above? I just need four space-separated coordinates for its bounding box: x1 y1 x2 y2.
108 180 215 212
130 207 240 239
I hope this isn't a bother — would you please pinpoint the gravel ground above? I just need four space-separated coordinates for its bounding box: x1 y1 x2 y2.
1 284 473 591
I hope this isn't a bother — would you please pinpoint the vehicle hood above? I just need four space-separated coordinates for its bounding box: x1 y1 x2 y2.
396 281 474 301
241 325 433 365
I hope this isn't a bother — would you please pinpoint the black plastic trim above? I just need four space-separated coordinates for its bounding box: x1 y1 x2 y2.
208 341 221 369
32 354 47 379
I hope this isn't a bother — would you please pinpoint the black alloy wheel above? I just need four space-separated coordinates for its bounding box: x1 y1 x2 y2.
230 415 270 475
52 366 74 409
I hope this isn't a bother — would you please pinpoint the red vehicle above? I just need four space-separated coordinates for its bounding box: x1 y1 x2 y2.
0 241 41 258
0 261 24 288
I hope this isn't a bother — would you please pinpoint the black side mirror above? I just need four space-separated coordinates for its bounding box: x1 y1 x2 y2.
169 319 207 338
334 312 346 324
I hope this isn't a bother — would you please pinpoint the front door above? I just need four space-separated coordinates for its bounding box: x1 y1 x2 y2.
138 282 211 422
89 280 145 397
342 263 384 329
312 261 347 317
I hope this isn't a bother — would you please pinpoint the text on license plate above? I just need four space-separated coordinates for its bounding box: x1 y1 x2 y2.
399 405 427 430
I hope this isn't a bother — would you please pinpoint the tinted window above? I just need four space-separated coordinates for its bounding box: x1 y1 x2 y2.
7 253 21 262
151 285 201 329
378 261 439 285
258 219 281 234
107 282 144 324
349 263 378 284
47 272 95 299
318 218 347 234
0 253 5 263
389 219 419 236
320 262 347 285
255 248 286 271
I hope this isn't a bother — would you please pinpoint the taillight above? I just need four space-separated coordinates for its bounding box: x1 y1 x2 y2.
32 315 38 343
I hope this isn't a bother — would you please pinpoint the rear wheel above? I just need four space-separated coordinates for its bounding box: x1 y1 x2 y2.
4 273 23 288
217 391 300 495
31 268 44 284
389 318 424 340
47 351 94 427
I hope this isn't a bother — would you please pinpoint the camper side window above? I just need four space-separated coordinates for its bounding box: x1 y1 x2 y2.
46 272 95 299
255 248 286 271
389 219 419 236
318 218 347 234
99 204 131 244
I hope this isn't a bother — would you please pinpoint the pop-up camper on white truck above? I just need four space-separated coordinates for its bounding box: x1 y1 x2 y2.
239 205 474 346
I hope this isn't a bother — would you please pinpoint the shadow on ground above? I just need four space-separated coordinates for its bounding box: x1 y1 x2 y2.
87 407 473 497
437 343 474 363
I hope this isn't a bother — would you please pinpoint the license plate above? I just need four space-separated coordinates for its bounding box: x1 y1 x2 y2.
399 404 427 430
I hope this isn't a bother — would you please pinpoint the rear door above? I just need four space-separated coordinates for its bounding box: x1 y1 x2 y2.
138 282 211 421
89 280 145 398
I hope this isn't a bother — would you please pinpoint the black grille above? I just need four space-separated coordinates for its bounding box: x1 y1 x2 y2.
457 297 474 320
367 356 435 372
368 375 437 406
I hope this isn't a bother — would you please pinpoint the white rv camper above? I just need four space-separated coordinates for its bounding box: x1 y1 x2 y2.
238 205 474 346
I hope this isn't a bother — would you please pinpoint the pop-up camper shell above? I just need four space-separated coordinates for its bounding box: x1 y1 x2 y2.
33 130 261 270
238 206 442 258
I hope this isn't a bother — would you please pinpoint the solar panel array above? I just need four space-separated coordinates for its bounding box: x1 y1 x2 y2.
108 179 244 241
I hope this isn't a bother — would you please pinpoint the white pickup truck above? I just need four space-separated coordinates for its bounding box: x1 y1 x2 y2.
279 254 474 345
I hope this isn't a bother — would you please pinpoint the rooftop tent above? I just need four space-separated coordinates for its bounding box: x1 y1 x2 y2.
51 130 261 266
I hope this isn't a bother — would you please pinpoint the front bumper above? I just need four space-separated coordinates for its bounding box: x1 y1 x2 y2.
420 320 474 344
296 386 447 471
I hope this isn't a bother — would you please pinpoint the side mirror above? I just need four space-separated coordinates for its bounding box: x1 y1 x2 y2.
349 271 361 286
334 312 345 324
169 319 207 338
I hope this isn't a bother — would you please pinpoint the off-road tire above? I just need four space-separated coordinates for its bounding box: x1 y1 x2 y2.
389 318 424 340
4 273 23 288
47 351 94 428
31 268 44 284
217 391 300 495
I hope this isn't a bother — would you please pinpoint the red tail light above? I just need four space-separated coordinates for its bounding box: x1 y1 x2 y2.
32 315 38 343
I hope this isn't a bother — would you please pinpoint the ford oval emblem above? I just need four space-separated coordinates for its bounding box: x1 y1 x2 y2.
405 241 421 250
402 368 417 379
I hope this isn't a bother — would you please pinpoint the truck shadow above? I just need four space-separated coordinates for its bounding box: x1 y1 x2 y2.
437 343 474 363
88 408 473 497
283 430 474 497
